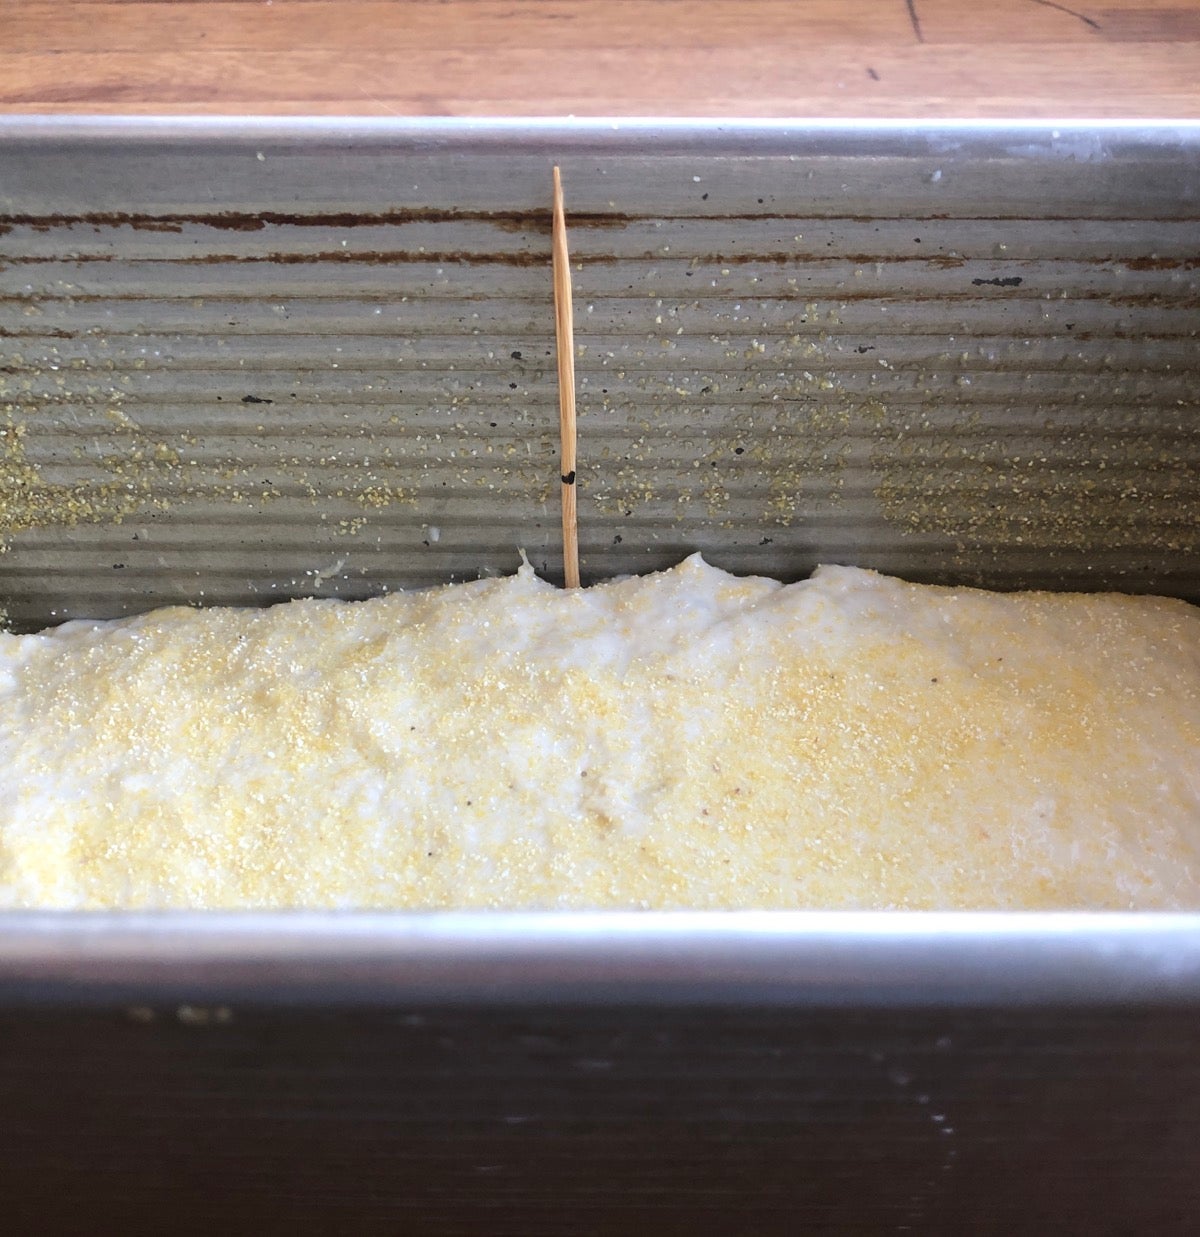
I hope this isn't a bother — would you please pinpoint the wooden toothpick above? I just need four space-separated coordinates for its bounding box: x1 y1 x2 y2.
552 165 580 589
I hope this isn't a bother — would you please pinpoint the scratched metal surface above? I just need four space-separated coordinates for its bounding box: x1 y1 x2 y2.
3 1003 1200 1236
0 120 1197 628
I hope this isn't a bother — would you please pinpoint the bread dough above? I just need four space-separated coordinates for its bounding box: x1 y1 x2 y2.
1 556 1197 909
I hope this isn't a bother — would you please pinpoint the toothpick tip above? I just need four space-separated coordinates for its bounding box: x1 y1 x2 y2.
551 166 580 590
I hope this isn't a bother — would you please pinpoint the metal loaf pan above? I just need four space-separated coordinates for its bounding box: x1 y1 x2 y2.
1 119 1199 1233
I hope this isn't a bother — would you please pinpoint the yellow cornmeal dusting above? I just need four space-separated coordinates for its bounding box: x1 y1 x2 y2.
0 400 417 554
0 555 1197 910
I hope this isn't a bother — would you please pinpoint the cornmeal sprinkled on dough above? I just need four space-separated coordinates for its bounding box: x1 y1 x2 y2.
0 556 1197 910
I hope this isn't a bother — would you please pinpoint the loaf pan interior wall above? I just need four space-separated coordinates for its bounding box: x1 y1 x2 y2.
1 122 1197 628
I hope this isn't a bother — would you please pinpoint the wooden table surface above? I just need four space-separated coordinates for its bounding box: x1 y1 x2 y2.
3 0 1199 117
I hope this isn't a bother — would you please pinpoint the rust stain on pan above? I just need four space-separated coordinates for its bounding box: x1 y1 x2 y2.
0 210 552 234
6 250 1198 273
1120 254 1200 270
6 211 1200 237
0 209 576 235
0 253 561 267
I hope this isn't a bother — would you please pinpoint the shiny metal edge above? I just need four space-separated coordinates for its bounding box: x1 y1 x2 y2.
2 114 1200 155
0 912 1198 1007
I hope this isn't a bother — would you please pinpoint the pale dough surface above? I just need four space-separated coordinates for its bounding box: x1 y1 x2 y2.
1 556 1197 910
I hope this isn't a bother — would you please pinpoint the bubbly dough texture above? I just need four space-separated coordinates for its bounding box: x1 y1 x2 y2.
1 556 1198 910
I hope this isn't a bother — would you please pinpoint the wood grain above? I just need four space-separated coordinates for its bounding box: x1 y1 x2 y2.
1 0 1198 117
